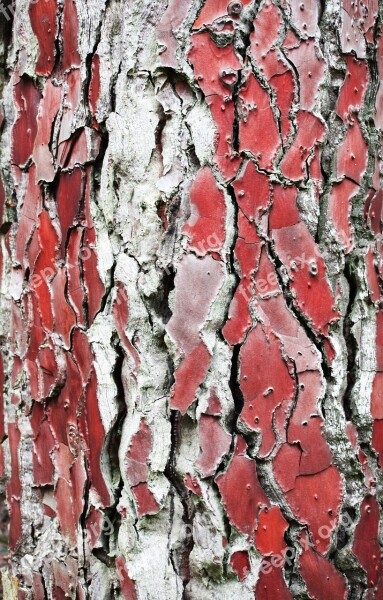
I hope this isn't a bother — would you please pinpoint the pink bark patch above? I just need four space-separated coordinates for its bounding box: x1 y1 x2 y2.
195 414 231 478
157 0 193 69
288 0 319 37
182 167 226 256
167 253 225 354
112 283 140 375
287 40 325 111
375 32 383 129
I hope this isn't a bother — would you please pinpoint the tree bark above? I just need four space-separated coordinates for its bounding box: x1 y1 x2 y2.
0 0 383 598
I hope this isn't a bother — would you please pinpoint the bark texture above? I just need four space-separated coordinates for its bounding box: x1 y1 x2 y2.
1 0 383 598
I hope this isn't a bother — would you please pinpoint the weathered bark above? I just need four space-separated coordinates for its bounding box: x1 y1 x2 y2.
0 0 383 597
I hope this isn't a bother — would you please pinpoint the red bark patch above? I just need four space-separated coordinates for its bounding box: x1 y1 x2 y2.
66 228 85 325
328 179 359 253
255 506 288 556
125 420 160 518
126 420 152 488
31 211 59 332
62 0 81 70
280 112 325 181
239 325 295 457
216 437 269 538
238 74 281 171
80 370 110 508
233 161 271 221
273 440 316 492
29 0 57 76
255 563 292 600
336 56 369 120
116 556 138 600
366 189 383 236
12 76 41 167
56 168 83 254
372 420 383 469
337 119 368 184
188 32 241 179
249 9 296 143
89 54 101 117
285 466 343 555
171 341 211 414
230 550 250 581
132 482 160 518
193 0 253 28
33 79 62 182
205 389 222 415
51 267 76 348
270 186 339 339
7 422 22 552
352 495 383 588
185 473 203 496
82 228 105 324
15 166 42 270
298 532 348 600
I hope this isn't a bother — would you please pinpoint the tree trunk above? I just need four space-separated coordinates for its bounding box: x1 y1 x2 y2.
0 0 383 598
